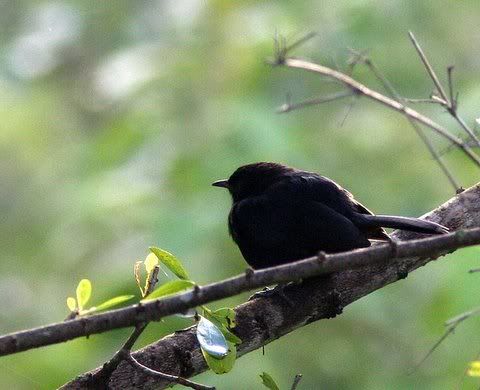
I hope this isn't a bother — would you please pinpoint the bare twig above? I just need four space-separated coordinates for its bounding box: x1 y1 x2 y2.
403 98 441 104
91 265 160 386
277 91 354 113
408 31 450 104
276 57 480 167
468 268 480 273
348 49 460 190
408 32 480 148
410 326 455 374
291 374 303 390
413 306 480 372
126 354 215 390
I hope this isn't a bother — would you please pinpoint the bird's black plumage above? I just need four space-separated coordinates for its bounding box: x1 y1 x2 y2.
213 162 449 269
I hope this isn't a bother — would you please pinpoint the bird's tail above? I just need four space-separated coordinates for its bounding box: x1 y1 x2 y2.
356 214 449 235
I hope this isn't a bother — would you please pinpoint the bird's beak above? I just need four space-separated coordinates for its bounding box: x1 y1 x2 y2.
212 179 229 188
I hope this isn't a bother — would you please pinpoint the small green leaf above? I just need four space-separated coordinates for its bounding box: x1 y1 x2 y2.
144 253 159 274
468 361 480 377
202 342 236 374
221 327 242 345
134 261 144 296
212 307 237 328
66 297 77 312
95 295 135 311
197 316 228 358
149 247 189 280
76 279 92 311
142 280 195 301
260 372 280 390
202 307 241 345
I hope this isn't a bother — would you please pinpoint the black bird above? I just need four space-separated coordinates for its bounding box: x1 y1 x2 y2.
213 162 448 269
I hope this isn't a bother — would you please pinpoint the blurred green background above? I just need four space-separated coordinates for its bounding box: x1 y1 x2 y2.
1 1 480 388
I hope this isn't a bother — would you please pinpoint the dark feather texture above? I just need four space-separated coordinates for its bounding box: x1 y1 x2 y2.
213 162 448 269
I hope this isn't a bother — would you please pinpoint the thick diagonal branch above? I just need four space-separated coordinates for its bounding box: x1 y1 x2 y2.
60 183 480 389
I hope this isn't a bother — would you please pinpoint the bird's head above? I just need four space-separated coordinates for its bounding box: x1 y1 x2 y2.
212 162 295 202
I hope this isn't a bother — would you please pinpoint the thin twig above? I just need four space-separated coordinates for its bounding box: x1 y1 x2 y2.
349 49 459 190
412 306 480 372
91 266 160 385
277 57 480 167
445 306 480 327
468 268 480 273
291 374 303 390
408 32 480 148
410 326 455 374
408 31 449 104
277 91 353 113
403 98 441 104
126 354 215 390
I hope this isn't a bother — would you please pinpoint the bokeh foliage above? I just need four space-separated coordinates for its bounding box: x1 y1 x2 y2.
1 1 480 388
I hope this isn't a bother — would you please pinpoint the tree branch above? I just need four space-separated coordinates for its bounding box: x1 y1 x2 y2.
274 57 480 168
55 182 480 388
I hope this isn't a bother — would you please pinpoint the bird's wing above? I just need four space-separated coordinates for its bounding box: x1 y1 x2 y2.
229 194 371 268
271 173 390 241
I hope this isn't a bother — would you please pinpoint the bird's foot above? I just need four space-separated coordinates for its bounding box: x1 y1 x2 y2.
248 283 294 306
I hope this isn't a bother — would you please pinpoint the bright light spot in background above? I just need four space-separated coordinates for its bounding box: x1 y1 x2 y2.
163 0 203 29
7 2 82 79
94 45 157 101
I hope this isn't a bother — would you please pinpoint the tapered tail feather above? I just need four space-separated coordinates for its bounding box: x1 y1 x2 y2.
356 214 449 235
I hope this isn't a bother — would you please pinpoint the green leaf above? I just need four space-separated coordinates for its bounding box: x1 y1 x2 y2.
144 253 159 274
197 316 228 358
66 297 77 312
221 327 242 345
76 279 92 311
260 372 280 390
202 342 236 374
94 295 135 311
134 261 144 296
468 361 480 377
202 307 241 345
149 247 189 280
142 280 195 301
212 307 237 328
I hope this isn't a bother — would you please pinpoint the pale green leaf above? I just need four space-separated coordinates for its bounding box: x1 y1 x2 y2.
142 280 195 301
95 295 135 311
202 342 236 374
66 297 77 312
144 253 159 274
260 372 280 390
76 279 92 311
134 261 144 296
149 247 189 280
